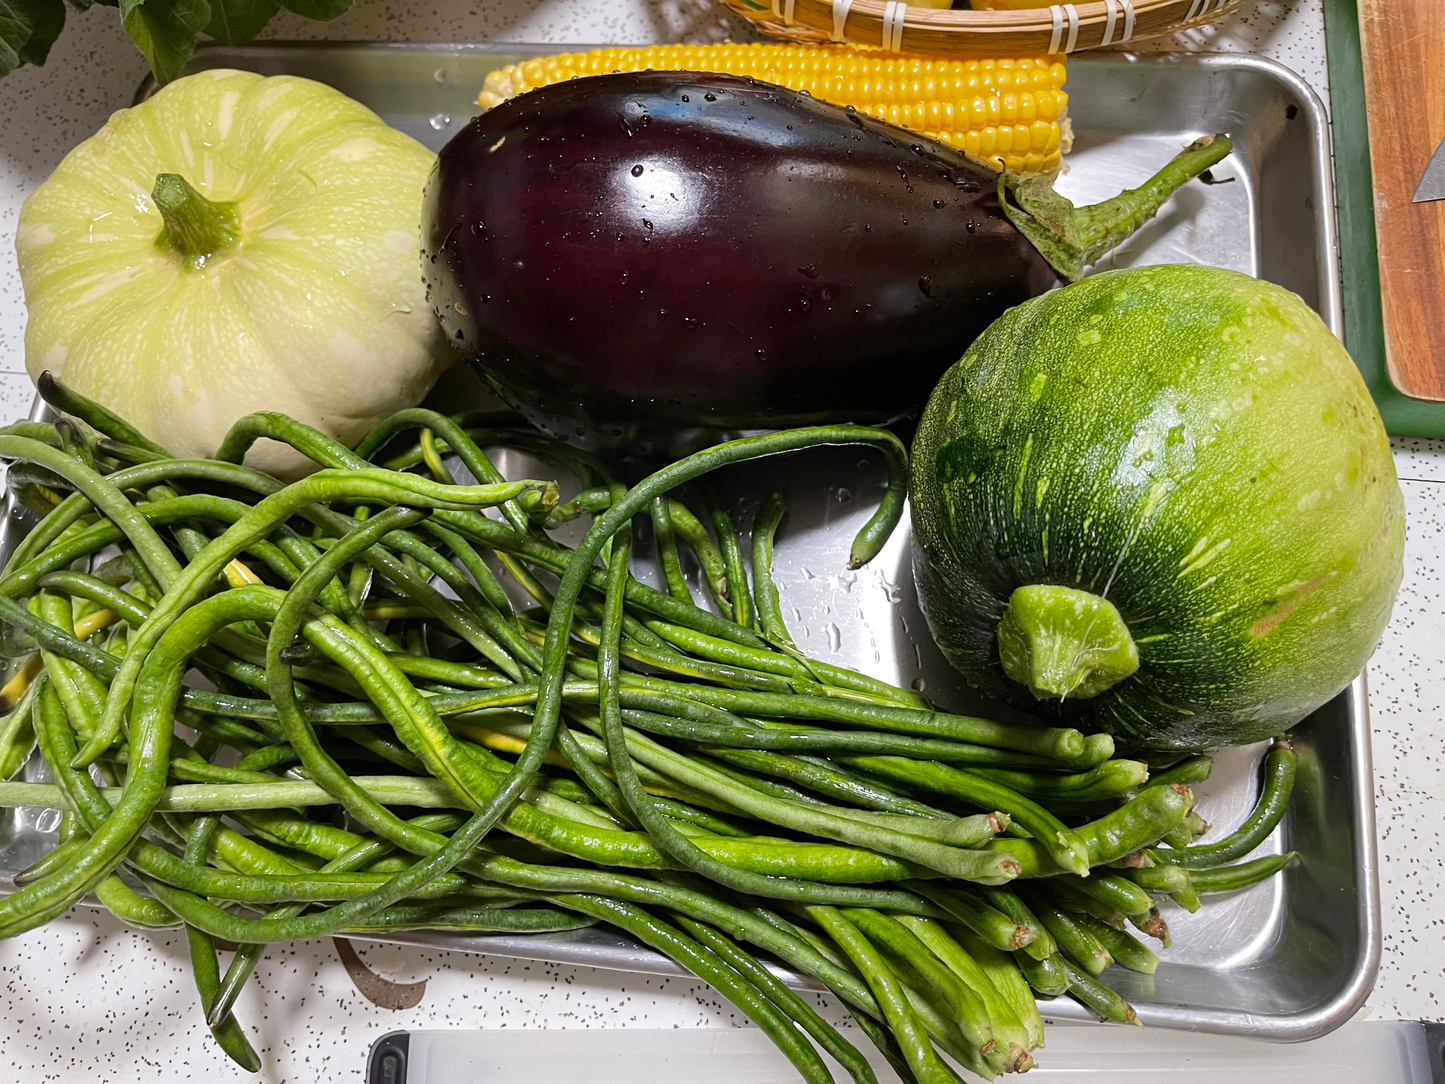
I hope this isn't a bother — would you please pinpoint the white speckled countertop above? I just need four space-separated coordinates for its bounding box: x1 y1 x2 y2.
1 1 1443 1079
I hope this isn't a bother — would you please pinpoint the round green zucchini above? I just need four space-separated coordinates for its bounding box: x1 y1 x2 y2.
909 265 1404 751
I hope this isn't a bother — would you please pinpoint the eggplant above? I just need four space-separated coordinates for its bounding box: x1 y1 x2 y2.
422 71 1229 455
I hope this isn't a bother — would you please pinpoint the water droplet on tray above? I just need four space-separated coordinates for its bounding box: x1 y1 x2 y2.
429 113 451 130
911 677 927 693
826 623 842 653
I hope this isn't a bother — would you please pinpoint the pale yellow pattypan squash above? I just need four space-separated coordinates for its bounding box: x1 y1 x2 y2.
16 68 449 476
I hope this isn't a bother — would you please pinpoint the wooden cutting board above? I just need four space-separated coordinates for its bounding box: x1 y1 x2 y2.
1356 0 1445 401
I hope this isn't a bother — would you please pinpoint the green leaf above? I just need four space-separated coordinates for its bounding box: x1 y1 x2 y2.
0 0 40 76
18 0 64 65
203 0 276 45
120 0 209 85
275 0 348 21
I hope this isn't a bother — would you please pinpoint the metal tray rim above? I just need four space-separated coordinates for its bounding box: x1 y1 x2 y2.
10 43 1379 1044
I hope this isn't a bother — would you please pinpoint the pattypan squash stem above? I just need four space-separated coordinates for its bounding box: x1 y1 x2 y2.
152 174 241 270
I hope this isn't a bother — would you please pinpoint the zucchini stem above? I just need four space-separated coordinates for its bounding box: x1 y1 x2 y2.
996 584 1139 700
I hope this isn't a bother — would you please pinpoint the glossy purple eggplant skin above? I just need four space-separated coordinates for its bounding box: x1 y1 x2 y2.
422 70 1058 454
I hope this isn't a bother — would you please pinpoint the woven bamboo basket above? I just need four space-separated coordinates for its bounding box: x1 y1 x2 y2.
719 0 1247 57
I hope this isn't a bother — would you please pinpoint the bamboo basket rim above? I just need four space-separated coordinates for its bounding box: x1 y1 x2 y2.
723 0 1247 56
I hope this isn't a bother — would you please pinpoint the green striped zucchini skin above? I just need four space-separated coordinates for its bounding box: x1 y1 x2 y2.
909 265 1404 751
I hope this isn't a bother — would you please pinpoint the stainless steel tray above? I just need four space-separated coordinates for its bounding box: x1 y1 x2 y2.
1 43 1376 1043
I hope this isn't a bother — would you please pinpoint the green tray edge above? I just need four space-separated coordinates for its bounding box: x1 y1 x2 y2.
1323 0 1445 437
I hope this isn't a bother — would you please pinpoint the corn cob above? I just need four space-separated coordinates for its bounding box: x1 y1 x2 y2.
478 43 1070 174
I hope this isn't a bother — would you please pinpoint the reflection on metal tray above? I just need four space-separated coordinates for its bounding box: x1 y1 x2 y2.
2 43 1375 1044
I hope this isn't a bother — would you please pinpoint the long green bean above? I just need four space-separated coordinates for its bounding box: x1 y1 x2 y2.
894 917 1037 1055
0 393 1308 1082
559 894 839 1084
807 906 956 1084
674 914 879 1084
844 907 1012 1075
844 757 1089 876
751 490 797 648
1190 852 1298 894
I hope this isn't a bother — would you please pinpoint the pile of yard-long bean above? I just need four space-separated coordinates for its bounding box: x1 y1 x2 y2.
0 375 1298 1078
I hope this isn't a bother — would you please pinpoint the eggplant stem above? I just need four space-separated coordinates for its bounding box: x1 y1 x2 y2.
1000 134 1233 282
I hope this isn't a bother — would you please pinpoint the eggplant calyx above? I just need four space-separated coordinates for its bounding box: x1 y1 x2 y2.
999 133 1233 282
996 584 1139 700
152 173 242 271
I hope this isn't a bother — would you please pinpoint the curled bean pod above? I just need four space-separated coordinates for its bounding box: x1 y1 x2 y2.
1162 743 1296 870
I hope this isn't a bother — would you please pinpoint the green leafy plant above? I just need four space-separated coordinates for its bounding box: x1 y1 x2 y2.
0 0 350 82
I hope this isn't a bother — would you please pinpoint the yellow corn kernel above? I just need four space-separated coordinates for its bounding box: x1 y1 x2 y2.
477 42 1067 173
